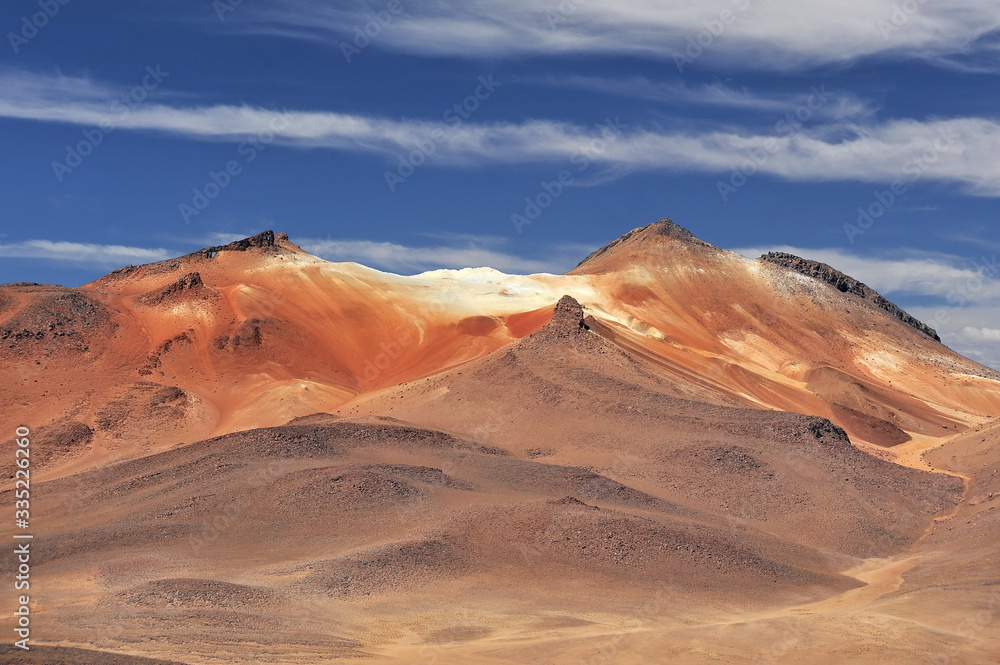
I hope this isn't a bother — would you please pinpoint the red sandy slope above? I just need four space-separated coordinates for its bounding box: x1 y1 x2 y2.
1 223 998 477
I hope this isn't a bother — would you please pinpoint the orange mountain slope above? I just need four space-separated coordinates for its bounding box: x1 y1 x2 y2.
3 220 1000 664
2 221 998 478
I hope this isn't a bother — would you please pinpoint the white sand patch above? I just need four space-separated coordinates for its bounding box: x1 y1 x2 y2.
854 347 907 378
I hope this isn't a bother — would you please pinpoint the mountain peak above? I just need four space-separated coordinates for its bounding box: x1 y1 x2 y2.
535 295 587 337
639 218 704 242
570 218 713 274
549 294 587 329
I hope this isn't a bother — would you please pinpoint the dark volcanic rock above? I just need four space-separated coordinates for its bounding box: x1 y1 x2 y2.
96 382 193 434
548 496 599 509
0 288 115 355
215 318 265 350
30 419 94 470
541 295 590 337
193 231 276 258
116 578 275 609
760 251 940 341
136 272 205 307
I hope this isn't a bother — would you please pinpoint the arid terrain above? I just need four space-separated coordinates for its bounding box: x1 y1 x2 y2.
2 220 998 664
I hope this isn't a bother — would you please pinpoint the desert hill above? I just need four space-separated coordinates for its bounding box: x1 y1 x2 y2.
2 221 998 482
1 219 999 664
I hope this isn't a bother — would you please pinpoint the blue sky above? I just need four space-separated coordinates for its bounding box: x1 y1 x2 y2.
1 0 999 367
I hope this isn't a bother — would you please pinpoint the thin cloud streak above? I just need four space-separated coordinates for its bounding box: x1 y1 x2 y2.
4 70 1000 195
0 233 587 276
298 237 571 274
0 240 173 267
245 0 1000 69
529 77 874 119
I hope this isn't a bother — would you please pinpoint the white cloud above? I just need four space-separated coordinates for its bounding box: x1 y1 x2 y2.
909 306 1000 371
0 230 588 276
949 233 1000 252
0 240 172 267
528 77 874 119
204 232 253 245
246 0 1000 70
959 326 1000 341
4 69 1000 195
298 237 578 274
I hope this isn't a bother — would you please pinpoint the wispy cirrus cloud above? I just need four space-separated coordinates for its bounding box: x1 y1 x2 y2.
0 240 173 267
298 236 588 274
194 230 568 273
4 69 1000 195
0 231 589 276
241 0 1000 70
525 76 875 119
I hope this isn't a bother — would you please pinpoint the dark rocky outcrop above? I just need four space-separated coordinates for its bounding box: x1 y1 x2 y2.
135 272 205 307
193 231 276 259
760 251 940 341
23 419 95 471
548 496 599 509
543 295 590 336
215 318 265 350
98 232 285 289
0 288 115 354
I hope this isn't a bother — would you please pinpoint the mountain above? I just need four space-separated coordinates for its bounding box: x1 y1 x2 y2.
3 221 997 477
1 220 998 664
